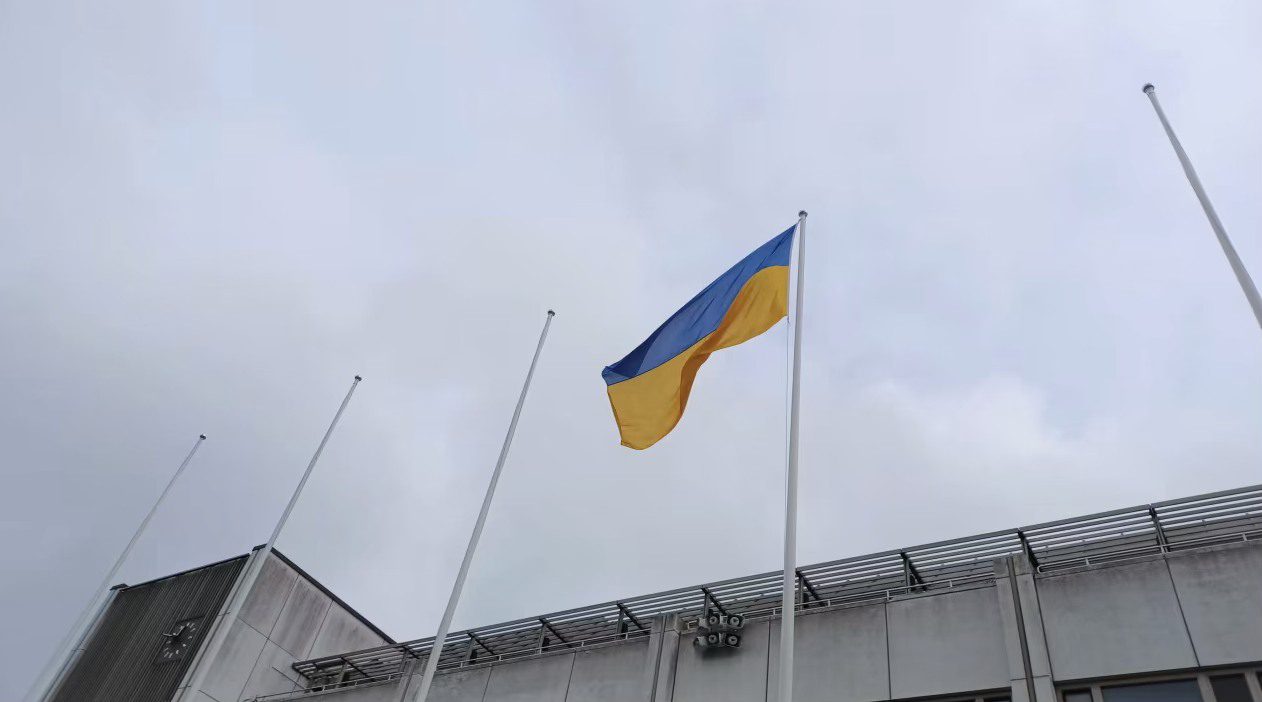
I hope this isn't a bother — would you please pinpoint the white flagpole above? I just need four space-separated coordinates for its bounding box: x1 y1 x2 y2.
29 433 207 702
178 376 362 701
779 211 806 702
1143 83 1262 332
402 310 555 702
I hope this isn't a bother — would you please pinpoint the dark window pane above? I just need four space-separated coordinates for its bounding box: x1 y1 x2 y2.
1211 675 1251 702
1102 680 1201 702
1064 691 1092 702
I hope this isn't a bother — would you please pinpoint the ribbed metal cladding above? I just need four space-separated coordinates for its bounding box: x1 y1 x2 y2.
51 554 247 702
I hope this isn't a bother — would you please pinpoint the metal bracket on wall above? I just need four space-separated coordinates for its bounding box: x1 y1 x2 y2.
795 570 821 604
1148 506 1170 549
1016 530 1039 568
700 587 726 616
900 552 924 591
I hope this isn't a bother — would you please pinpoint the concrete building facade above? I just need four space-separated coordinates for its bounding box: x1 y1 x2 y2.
46 485 1262 702
46 549 392 702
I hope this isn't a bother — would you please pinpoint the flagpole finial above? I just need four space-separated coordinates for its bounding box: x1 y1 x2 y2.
798 210 808 218
354 375 363 382
199 434 207 440
1142 83 1155 94
547 309 555 317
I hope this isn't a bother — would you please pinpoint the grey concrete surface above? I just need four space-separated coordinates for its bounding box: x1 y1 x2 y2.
649 617 680 702
1012 558 1052 681
995 556 1056 702
272 577 334 659
1037 559 1198 680
886 586 1009 699
243 640 304 700
384 666 496 702
1166 543 1262 665
429 666 495 702
310 606 388 660
182 552 392 702
671 620 769 702
482 653 576 702
195 543 1262 702
200 618 268 702
994 560 1032 701
292 682 399 702
565 642 652 702
241 557 300 639
766 604 891 702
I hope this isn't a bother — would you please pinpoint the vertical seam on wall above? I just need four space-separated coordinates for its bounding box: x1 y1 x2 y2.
561 651 579 702
764 621 773 702
667 630 681 702
883 602 892 700
303 600 335 660
478 663 494 702
1163 557 1202 666
647 622 665 702
1030 574 1054 682
234 625 273 702
1008 566 1036 702
267 571 302 640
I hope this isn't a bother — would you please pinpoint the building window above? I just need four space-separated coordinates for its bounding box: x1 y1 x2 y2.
1063 690 1092 702
1210 675 1252 702
1101 680 1202 702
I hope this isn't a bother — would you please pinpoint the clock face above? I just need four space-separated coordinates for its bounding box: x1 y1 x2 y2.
156 616 203 663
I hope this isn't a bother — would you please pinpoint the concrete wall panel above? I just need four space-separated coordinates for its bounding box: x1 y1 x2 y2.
200 619 266 702
1037 559 1197 680
767 604 890 702
300 682 400 702
671 620 769 702
887 586 1008 699
482 653 576 702
272 577 333 658
1167 544 1262 665
650 619 681 702
430 666 494 702
241 556 298 638
310 606 390 660
305 668 491 702
239 640 302 701
565 641 651 702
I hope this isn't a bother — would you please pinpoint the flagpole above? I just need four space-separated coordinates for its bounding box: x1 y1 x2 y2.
402 310 555 702
178 376 362 701
29 434 208 702
779 211 806 702
1143 83 1262 332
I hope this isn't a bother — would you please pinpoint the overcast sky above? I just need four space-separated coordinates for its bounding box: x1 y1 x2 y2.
3 1 1261 698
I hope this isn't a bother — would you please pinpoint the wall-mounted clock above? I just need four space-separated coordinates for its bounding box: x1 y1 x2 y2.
155 616 203 663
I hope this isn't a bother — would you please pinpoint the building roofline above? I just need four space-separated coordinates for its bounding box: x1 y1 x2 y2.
262 546 395 645
111 552 250 592
111 548 393 645
291 481 1262 683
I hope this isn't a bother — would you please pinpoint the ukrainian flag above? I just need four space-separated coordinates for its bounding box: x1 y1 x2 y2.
602 226 796 449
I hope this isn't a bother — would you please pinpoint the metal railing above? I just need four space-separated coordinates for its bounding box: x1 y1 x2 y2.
286 483 1262 693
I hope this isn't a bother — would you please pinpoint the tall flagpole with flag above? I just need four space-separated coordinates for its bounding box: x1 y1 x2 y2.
178 375 362 702
779 211 806 702
599 216 803 693
401 310 555 702
29 433 208 702
1142 83 1262 333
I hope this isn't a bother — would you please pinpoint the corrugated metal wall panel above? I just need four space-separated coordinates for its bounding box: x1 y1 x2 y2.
51 555 246 702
